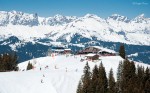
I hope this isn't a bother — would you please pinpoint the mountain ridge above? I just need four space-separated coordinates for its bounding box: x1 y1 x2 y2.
0 10 150 26
0 11 150 63
1 10 150 45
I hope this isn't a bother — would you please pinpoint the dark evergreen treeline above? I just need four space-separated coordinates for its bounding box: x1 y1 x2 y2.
77 60 150 93
0 52 18 72
26 62 33 70
119 44 125 59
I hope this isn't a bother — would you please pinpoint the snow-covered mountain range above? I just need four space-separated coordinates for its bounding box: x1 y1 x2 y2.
0 11 150 63
0 10 150 45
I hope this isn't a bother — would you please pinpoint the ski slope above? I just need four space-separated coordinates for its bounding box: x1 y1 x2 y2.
0 55 149 93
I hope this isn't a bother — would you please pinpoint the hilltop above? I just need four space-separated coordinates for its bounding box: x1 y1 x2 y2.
0 54 149 93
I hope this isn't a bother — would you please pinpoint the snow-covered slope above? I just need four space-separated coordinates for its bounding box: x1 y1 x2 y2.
0 11 150 45
0 55 149 93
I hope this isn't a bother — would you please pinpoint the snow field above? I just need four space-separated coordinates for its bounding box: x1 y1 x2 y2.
0 55 149 93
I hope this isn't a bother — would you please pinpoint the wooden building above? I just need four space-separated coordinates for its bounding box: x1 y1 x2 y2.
78 46 101 54
85 53 99 61
64 49 72 54
78 46 116 56
51 47 71 54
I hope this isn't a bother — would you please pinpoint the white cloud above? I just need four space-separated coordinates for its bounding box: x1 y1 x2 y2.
132 2 148 5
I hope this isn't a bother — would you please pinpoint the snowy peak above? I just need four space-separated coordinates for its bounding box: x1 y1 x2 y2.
0 10 150 25
107 14 130 22
0 11 9 26
41 14 77 26
9 10 24 15
138 13 145 18
0 10 39 26
132 14 150 23
84 14 99 18
83 14 105 22
54 14 65 19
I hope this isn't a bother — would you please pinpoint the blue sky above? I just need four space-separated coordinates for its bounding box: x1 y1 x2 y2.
0 0 150 18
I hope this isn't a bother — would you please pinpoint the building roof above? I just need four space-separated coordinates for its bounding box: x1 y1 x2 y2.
85 53 97 57
98 48 116 53
52 47 65 49
88 46 116 53
51 47 71 52
52 49 64 52
64 49 71 51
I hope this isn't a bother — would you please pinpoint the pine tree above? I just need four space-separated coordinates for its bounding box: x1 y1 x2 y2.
144 79 150 93
143 67 150 85
77 80 83 93
108 68 116 93
91 65 99 93
121 59 136 93
0 53 18 72
121 59 129 92
135 65 145 93
142 67 150 93
81 62 91 93
127 61 136 93
116 61 123 93
26 62 33 70
76 58 150 93
119 43 125 59
97 62 108 93
10 52 18 71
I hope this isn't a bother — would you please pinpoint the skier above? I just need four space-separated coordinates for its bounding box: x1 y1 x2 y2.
55 65 58 69
66 67 67 72
41 79 43 83
75 69 78 72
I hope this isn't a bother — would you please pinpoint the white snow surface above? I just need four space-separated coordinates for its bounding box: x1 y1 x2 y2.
0 55 150 93
128 53 138 57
